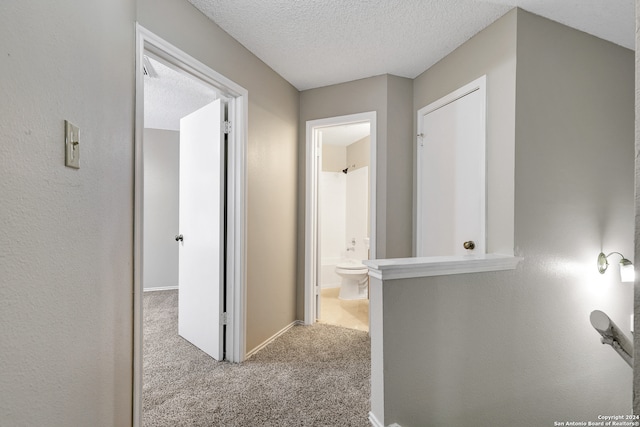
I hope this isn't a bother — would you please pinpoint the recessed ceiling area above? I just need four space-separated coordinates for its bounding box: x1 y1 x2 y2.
144 56 220 131
187 0 634 91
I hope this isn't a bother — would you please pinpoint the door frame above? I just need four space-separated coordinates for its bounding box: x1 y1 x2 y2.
304 112 377 325
133 24 248 426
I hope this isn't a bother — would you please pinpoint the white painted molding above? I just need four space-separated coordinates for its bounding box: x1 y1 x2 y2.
305 112 377 325
244 321 302 360
368 412 384 427
143 286 178 292
134 23 249 427
363 254 522 281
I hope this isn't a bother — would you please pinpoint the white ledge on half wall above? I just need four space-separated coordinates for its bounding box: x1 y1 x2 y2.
363 253 522 281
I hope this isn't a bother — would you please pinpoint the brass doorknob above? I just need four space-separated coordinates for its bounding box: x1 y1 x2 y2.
463 241 475 250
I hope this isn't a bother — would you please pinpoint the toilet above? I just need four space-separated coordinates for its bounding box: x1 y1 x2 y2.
335 260 369 300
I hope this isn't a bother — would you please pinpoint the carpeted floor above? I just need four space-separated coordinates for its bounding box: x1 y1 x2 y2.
143 290 371 426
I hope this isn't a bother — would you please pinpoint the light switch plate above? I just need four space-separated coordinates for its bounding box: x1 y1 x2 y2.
65 120 80 169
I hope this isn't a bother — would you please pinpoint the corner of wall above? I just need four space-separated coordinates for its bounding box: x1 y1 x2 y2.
633 0 640 414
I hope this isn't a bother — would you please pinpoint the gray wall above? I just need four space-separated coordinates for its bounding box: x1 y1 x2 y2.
380 9 634 426
386 75 415 258
635 0 640 414
0 1 135 425
413 9 517 256
143 129 180 290
297 74 413 318
137 0 300 352
0 2 301 424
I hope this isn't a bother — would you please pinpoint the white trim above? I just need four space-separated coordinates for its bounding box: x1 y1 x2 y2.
143 286 178 292
305 112 377 325
133 26 144 427
244 321 303 360
364 254 522 281
134 24 248 427
416 75 487 257
226 93 248 365
368 411 384 427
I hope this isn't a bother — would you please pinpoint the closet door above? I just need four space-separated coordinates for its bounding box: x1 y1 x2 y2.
416 77 486 257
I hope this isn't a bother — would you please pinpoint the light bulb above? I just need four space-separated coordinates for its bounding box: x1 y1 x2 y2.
619 261 635 283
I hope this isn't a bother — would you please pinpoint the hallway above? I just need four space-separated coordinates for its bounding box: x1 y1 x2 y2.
143 290 370 426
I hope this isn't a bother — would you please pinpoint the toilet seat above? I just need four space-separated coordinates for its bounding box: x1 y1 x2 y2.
335 267 369 276
335 266 368 276
336 262 367 271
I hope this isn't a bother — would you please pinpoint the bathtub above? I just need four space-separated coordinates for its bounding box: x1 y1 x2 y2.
320 257 342 288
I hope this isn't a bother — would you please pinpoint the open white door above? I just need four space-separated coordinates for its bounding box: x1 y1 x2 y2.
178 99 225 360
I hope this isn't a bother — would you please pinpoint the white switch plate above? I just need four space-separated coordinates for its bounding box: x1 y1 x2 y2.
65 120 80 169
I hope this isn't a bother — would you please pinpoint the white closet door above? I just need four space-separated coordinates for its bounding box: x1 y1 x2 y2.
417 79 486 257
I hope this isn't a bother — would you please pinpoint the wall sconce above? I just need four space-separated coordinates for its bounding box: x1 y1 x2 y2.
597 252 635 283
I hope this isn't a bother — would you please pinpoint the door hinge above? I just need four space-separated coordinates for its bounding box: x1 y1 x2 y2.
224 120 232 135
221 312 228 325
315 286 320 295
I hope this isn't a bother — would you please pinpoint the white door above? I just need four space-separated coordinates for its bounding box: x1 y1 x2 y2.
178 99 225 360
416 78 486 257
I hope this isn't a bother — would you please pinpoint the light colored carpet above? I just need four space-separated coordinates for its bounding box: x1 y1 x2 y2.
143 290 371 426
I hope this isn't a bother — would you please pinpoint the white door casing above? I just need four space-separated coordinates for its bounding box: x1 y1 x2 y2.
416 76 486 257
178 99 225 360
304 112 377 325
134 24 248 427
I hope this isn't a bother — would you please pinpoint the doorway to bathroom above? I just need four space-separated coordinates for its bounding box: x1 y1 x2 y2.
304 112 377 330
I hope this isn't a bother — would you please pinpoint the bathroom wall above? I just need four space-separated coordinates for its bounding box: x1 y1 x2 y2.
347 135 371 172
143 128 179 290
348 136 371 252
322 143 346 172
375 9 634 426
319 138 370 288
320 170 346 287
138 0 300 353
346 166 370 262
0 1 135 425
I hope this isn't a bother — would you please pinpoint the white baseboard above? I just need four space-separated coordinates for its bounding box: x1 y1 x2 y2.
369 412 384 427
143 286 178 292
245 320 302 360
369 412 401 427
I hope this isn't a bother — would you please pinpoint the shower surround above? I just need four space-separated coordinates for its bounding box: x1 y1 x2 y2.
320 166 369 288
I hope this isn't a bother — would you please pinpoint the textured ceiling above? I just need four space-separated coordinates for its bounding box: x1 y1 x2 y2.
144 56 219 131
187 0 635 91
